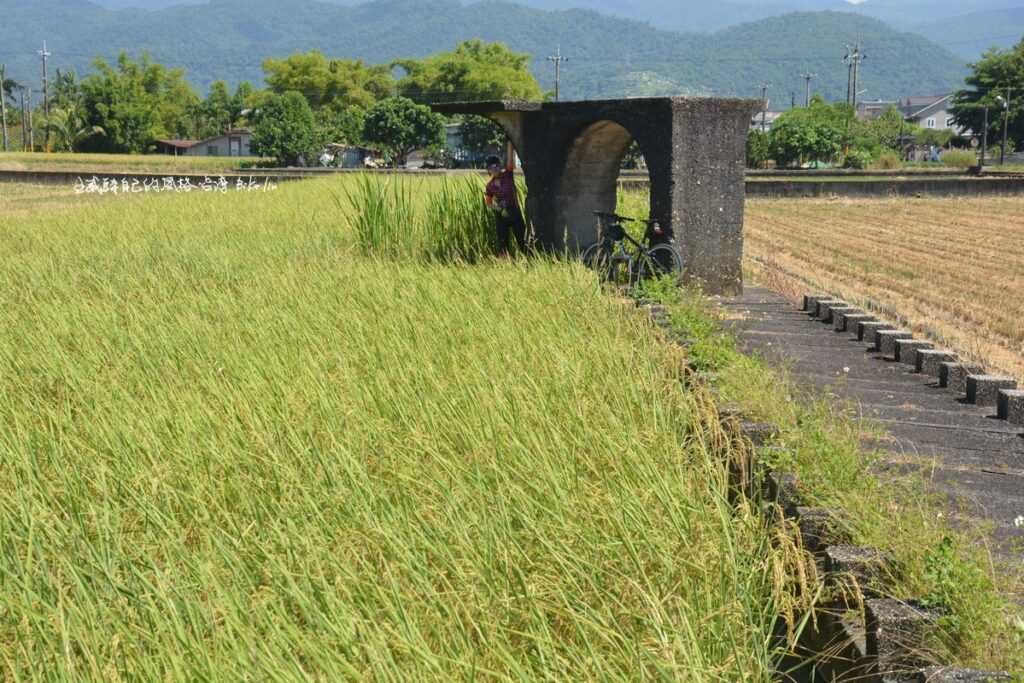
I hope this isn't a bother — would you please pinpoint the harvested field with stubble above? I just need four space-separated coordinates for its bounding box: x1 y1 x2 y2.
744 197 1024 379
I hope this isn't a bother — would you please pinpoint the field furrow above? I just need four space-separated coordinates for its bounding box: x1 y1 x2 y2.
744 197 1024 378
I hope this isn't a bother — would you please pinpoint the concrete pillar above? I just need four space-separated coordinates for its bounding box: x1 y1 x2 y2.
667 99 758 295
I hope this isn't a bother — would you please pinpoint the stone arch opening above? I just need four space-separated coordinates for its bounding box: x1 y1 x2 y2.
556 120 644 250
430 97 761 294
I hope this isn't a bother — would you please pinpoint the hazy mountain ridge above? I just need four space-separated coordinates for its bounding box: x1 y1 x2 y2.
0 0 968 103
913 8 1024 60
85 0 1024 34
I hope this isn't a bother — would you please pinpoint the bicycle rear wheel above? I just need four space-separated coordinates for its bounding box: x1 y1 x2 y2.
636 243 684 283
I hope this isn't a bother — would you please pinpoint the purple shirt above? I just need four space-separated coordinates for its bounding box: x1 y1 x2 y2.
485 170 518 210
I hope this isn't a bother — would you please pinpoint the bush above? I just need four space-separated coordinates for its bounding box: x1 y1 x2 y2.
873 151 902 170
843 149 874 169
940 150 977 168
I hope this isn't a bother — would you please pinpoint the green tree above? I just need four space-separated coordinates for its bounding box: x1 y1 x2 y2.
952 39 1024 149
866 105 907 152
1 74 19 132
42 106 105 152
395 40 543 104
363 96 445 166
263 51 393 110
251 91 318 166
457 114 505 164
229 82 254 127
50 70 82 112
80 52 198 153
746 130 770 169
769 98 847 167
316 105 366 146
187 81 254 140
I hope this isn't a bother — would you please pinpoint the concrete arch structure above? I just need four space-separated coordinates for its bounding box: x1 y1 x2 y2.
434 97 760 295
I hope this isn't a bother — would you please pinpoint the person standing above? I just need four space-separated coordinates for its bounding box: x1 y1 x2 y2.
484 155 526 255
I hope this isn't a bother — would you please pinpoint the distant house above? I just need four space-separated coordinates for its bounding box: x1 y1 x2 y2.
155 128 253 157
749 111 783 132
898 95 965 134
444 122 500 167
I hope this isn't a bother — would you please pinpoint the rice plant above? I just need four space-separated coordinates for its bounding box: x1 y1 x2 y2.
0 177 807 680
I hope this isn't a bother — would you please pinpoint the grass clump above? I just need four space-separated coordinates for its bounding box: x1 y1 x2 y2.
343 174 499 261
940 149 978 168
0 176 808 679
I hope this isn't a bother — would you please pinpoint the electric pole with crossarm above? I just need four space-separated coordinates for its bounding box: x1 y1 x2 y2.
844 42 866 110
547 45 568 102
801 72 816 107
760 82 771 132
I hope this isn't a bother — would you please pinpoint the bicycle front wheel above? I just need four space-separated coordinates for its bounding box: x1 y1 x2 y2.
636 243 684 283
581 242 627 283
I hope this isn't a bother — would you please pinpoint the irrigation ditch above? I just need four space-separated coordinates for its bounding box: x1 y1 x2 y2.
626 295 1014 682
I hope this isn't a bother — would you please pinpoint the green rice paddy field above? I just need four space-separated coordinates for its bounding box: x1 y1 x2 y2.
2 178 1021 680
0 179 799 680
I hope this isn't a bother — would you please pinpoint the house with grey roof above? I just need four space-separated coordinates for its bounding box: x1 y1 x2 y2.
155 128 253 157
897 95 966 134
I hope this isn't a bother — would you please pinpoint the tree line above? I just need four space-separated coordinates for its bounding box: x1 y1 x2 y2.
748 38 1024 169
0 40 542 166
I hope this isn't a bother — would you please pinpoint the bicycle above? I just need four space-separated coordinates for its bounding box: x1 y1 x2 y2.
580 211 684 285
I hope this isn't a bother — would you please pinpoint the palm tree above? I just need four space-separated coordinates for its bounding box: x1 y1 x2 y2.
43 106 104 152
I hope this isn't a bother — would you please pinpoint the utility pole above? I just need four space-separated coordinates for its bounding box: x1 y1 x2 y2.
1000 87 1012 165
0 64 8 152
791 91 796 109
980 105 989 169
38 41 51 151
547 45 568 102
19 86 27 151
27 88 34 151
801 73 816 107
844 42 866 111
760 82 770 133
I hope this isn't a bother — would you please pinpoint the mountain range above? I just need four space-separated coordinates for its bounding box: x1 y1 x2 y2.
0 0 976 103
84 0 1024 41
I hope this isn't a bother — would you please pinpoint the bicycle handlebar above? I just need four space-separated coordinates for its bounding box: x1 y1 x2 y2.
593 211 663 227
592 211 635 222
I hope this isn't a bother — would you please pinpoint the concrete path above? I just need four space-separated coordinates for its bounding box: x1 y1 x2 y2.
718 287 1024 560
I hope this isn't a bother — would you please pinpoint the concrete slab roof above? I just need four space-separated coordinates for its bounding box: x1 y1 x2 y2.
431 96 759 117
429 99 543 115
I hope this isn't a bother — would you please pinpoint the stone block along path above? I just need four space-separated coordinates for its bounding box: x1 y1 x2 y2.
717 287 1024 561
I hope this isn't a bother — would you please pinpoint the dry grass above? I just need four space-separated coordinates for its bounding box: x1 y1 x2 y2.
744 196 1024 379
